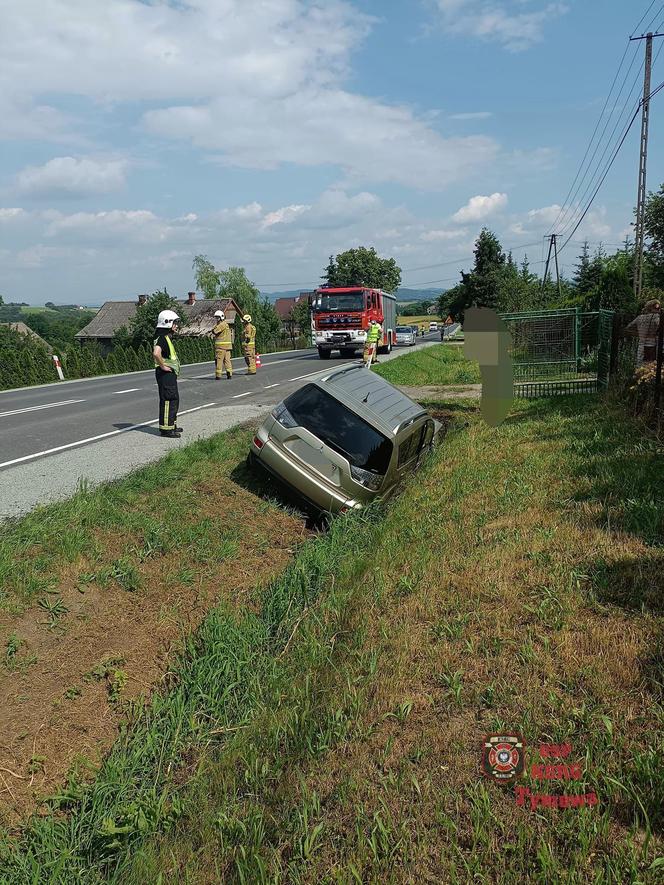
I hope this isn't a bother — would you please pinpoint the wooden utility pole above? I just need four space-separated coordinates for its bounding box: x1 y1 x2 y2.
630 31 664 300
542 234 562 298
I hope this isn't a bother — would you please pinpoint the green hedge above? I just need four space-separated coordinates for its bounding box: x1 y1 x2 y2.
0 333 312 392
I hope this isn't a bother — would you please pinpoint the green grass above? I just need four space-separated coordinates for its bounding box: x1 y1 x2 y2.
2 375 663 881
116 396 663 884
374 343 479 386
0 424 282 615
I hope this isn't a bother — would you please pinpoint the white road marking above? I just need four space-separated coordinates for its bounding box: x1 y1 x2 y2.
0 402 217 469
0 399 85 419
285 370 331 382
264 383 279 389
110 388 140 395
232 391 253 398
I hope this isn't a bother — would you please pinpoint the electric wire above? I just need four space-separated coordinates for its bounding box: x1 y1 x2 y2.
554 44 643 236
558 33 664 242
549 3 664 237
559 103 642 252
546 38 636 234
633 1 658 37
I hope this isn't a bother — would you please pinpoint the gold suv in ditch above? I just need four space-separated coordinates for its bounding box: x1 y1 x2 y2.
248 364 439 515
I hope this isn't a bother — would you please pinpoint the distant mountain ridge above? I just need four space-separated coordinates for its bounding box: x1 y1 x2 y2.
260 287 445 303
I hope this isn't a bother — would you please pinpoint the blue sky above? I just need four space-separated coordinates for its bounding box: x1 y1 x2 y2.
0 0 662 304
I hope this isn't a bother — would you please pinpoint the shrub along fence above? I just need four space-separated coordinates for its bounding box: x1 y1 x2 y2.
611 307 664 433
0 332 313 392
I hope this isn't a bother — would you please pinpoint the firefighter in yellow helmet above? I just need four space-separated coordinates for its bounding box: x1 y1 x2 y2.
242 314 257 374
212 309 233 379
363 319 382 367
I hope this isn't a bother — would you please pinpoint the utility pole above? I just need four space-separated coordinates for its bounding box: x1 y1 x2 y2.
541 234 562 299
630 31 664 300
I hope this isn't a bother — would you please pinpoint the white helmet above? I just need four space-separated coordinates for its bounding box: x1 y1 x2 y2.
157 309 179 329
214 310 225 319
242 314 252 323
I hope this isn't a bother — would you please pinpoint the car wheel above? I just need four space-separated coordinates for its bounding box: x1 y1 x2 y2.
318 348 331 360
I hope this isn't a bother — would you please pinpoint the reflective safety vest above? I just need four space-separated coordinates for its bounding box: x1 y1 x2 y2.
154 333 181 376
213 321 232 348
366 324 381 345
243 323 256 346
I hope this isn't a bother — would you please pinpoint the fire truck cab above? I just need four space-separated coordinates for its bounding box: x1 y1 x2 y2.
310 287 397 359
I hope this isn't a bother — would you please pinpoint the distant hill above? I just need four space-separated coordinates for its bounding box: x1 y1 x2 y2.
261 287 445 304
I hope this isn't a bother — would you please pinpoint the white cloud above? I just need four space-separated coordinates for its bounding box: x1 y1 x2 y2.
0 208 25 221
452 192 508 223
435 1 568 51
0 1 499 190
450 111 493 120
16 157 128 197
262 204 311 228
145 92 499 190
420 228 468 241
527 204 563 226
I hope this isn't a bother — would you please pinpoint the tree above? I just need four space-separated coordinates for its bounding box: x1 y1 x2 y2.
192 255 221 299
573 241 593 296
644 182 664 288
130 289 185 347
291 298 311 342
323 247 401 292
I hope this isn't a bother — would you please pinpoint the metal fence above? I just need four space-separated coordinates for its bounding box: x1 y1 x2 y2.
498 307 615 398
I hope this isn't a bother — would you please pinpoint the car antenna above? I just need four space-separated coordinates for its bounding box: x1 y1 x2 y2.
362 391 370 403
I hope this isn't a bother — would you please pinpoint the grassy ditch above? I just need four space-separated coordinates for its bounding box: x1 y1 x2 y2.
0 504 383 882
0 424 309 823
2 385 663 882
374 343 479 387
116 395 663 883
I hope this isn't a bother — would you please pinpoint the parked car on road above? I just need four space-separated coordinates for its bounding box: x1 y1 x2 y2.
396 325 417 346
429 321 438 332
248 365 440 515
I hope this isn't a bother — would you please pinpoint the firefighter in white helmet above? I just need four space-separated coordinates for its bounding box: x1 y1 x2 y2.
153 309 182 437
242 314 257 375
212 309 233 379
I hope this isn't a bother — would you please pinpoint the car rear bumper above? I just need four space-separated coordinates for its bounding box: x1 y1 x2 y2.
250 438 363 514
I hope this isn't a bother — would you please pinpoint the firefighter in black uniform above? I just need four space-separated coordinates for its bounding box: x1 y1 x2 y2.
153 309 183 438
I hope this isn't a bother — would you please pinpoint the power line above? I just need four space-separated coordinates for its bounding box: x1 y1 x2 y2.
558 32 664 246
549 3 664 237
559 103 642 252
547 38 636 234
632 1 658 37
555 45 644 237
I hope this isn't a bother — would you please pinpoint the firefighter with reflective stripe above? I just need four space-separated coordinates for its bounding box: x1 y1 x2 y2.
363 319 382 367
212 309 233 379
153 310 182 438
242 314 257 374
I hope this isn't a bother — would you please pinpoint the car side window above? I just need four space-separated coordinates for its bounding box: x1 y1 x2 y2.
397 430 420 467
418 420 434 453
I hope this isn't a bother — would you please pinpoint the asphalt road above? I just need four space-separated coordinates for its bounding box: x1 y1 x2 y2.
0 336 441 519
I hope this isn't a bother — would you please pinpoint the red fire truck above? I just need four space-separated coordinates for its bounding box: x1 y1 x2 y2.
310 286 397 359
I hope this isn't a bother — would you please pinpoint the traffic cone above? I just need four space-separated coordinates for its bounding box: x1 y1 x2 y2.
255 353 262 369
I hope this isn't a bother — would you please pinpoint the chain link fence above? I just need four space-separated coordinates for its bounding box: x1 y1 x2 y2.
498 307 614 398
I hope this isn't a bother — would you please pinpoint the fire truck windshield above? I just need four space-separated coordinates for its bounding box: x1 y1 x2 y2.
313 292 365 312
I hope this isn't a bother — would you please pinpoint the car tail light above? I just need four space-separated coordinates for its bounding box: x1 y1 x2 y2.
253 435 263 449
350 464 383 491
271 402 298 428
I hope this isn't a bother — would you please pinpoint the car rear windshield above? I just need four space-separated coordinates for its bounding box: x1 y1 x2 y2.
282 384 393 474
